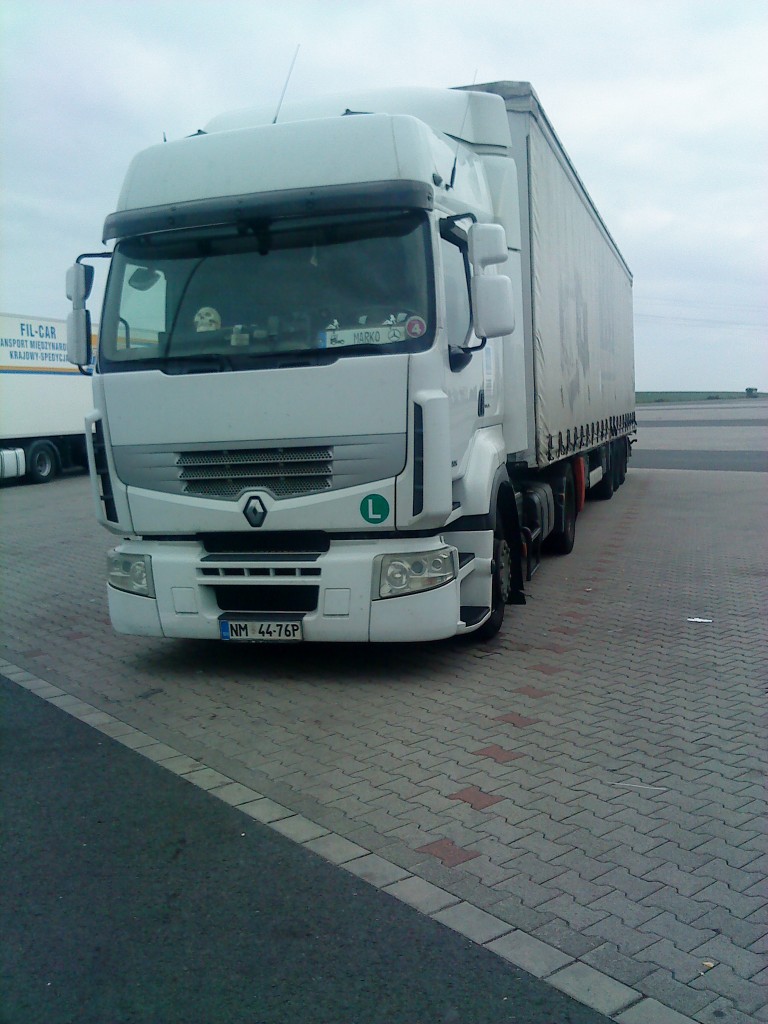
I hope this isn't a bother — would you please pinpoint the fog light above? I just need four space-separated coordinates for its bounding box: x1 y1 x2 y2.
107 550 156 598
375 547 456 599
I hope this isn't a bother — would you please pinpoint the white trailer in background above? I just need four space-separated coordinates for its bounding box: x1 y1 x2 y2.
67 81 635 643
0 314 92 483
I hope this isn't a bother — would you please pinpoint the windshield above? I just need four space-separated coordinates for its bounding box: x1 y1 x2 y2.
98 210 433 372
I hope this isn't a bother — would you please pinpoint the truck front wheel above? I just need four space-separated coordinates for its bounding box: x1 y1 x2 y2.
26 441 58 484
476 524 512 640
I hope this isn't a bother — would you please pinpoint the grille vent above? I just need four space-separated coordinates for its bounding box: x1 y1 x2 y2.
177 447 333 499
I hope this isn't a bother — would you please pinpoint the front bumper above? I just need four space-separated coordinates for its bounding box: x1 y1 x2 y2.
106 536 466 643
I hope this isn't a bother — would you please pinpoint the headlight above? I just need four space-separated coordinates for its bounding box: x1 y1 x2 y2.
374 547 456 599
107 550 156 598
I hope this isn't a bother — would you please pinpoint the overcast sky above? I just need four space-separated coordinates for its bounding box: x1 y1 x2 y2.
1 0 765 390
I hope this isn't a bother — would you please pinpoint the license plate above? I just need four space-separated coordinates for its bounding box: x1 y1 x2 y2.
219 619 303 641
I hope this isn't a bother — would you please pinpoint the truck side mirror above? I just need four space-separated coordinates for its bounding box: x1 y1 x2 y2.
468 223 508 272
66 261 94 367
66 263 94 304
471 274 515 339
67 309 92 367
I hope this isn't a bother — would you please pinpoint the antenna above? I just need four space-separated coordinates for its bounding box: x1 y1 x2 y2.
273 44 300 124
448 68 477 190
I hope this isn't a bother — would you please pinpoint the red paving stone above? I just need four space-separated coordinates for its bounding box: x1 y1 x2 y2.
493 713 540 727
448 786 504 810
515 685 554 698
528 664 565 676
551 625 579 635
473 745 525 764
416 839 482 867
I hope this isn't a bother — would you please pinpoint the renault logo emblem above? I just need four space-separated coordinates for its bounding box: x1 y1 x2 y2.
243 496 267 527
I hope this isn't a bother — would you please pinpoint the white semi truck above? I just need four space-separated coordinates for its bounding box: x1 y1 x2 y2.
66 81 635 643
0 313 92 483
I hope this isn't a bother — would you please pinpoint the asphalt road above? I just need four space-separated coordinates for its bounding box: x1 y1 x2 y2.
0 675 610 1024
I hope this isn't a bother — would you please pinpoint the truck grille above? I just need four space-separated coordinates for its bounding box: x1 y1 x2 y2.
111 433 405 501
177 447 333 499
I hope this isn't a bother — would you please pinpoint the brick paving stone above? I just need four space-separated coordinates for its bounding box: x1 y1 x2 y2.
636 969 717 1017
591 893 662 928
690 908 767 948
383 876 460 915
689 882 767 920
548 962 639 1016
487 931 573 977
533 919 604 958
584 917 660 957
695 997 765 1024
416 839 481 867
635 938 712 983
487 896 556 933
496 874 566 909
432 902 512 944
537 893 609 931
598 866 664 901
492 712 541 727
644 864 715 898
690 964 768 1016
616 998 703 1024
582 942 658 987
692 935 767 980
302 834 368 865
698 859 765 893
472 744 525 763
343 853 411 888
514 685 554 698
447 786 504 810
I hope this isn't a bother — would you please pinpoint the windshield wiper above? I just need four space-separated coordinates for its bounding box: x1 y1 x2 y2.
160 353 235 374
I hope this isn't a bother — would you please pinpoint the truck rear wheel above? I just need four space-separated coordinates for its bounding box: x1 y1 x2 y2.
26 441 58 484
549 465 576 555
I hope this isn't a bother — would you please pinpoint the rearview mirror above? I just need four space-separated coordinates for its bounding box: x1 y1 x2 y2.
468 223 508 272
66 263 94 304
67 309 92 366
471 274 515 339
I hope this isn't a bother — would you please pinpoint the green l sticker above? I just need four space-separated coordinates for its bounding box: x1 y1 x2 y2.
360 493 390 524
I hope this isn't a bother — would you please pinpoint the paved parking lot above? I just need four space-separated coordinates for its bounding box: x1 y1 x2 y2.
1 402 766 1023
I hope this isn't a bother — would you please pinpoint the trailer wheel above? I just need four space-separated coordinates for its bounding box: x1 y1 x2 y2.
592 445 615 501
549 466 576 555
476 522 512 640
26 441 59 484
616 439 627 487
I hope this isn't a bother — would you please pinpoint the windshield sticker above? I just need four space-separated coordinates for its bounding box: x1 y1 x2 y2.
319 326 407 348
405 316 427 338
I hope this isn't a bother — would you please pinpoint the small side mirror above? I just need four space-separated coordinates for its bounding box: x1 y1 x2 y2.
67 309 92 367
468 223 508 272
66 263 94 304
471 274 515 339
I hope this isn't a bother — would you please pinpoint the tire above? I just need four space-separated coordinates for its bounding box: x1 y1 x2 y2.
476 522 512 641
26 440 58 484
592 445 614 501
549 465 576 555
616 439 627 487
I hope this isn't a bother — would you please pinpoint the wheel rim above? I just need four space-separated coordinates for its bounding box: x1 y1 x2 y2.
34 451 52 477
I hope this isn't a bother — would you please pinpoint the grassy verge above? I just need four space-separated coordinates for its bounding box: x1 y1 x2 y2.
636 391 763 404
